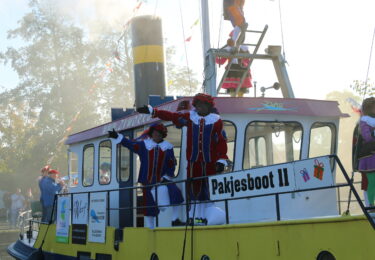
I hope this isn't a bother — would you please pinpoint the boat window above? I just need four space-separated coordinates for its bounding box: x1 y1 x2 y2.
68 150 79 187
223 121 236 170
117 138 131 183
83 144 94 186
248 136 267 168
243 121 303 169
99 140 111 185
309 123 336 157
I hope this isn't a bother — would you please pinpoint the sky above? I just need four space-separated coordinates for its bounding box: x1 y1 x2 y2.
1 0 375 100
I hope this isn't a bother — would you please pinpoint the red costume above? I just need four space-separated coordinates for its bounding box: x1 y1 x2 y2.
152 94 228 201
216 45 252 94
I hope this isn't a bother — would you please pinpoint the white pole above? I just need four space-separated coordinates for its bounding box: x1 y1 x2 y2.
200 0 217 96
201 0 211 60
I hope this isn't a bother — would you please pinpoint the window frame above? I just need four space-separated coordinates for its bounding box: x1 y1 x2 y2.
68 150 79 188
82 144 95 187
308 122 337 158
242 120 304 169
98 139 112 186
222 120 237 170
116 135 132 183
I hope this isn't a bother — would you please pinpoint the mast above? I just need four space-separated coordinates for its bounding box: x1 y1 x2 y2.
200 0 217 96
201 0 211 58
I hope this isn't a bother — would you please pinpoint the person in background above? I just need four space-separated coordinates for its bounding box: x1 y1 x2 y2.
357 97 375 211
10 188 25 228
38 165 50 221
99 162 111 185
109 123 184 228
24 188 34 210
40 169 64 223
217 41 252 97
3 191 12 223
137 93 228 225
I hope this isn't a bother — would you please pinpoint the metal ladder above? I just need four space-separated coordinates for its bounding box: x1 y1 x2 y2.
217 24 268 96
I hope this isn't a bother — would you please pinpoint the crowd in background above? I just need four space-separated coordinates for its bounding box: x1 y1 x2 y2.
0 165 68 228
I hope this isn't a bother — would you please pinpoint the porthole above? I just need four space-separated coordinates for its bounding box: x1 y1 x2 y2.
150 253 159 260
201 255 210 260
317 251 335 260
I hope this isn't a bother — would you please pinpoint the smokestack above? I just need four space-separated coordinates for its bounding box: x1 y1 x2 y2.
131 15 166 108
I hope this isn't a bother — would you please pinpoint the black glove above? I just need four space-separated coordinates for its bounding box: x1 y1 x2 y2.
108 128 118 139
136 105 150 114
216 162 225 173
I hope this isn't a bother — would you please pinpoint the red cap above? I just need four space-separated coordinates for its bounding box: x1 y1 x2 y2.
192 93 215 107
48 169 60 175
148 123 168 138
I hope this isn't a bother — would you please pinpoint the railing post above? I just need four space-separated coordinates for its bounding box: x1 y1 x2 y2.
107 191 110 226
155 185 159 228
337 186 341 214
71 193 73 224
275 194 280 221
185 179 189 223
225 200 229 224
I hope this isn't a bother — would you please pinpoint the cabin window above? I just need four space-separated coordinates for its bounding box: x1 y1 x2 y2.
309 123 336 157
248 136 267 168
68 151 79 187
243 121 303 169
83 144 94 186
223 121 236 170
117 136 131 182
99 140 111 185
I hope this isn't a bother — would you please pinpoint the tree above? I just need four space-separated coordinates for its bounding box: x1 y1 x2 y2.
0 0 199 191
351 79 375 98
0 0 133 189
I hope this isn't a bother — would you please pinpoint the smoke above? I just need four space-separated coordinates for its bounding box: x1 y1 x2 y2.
50 0 154 40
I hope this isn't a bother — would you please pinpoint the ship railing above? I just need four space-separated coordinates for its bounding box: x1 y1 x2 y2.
48 155 375 230
16 210 33 240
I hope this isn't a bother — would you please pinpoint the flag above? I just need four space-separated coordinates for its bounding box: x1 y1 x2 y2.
190 19 199 29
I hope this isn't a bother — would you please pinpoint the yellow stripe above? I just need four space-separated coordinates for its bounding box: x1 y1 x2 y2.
133 45 164 65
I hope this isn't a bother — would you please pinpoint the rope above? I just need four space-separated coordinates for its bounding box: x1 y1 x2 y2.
153 0 159 16
278 0 286 59
363 25 375 98
217 1 223 49
178 0 193 94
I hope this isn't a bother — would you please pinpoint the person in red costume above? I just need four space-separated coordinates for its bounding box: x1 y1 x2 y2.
137 93 228 225
216 42 252 97
223 0 247 49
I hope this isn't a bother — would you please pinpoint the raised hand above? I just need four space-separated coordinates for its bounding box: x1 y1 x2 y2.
136 105 150 114
108 128 119 139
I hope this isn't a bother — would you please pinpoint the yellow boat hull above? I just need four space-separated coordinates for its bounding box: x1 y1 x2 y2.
32 215 374 259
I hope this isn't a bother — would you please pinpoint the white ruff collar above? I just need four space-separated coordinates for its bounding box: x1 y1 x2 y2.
189 110 220 125
143 139 173 151
361 116 375 127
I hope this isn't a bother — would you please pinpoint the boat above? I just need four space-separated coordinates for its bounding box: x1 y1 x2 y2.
8 1 375 259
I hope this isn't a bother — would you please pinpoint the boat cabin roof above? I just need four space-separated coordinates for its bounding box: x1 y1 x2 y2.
65 96 348 145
